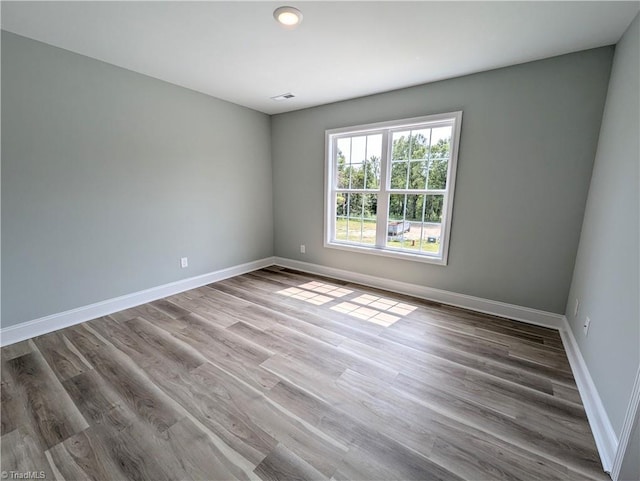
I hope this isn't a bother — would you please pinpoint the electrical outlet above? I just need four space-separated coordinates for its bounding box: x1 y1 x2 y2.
180 257 188 268
583 316 591 336
300 244 306 254
574 299 579 317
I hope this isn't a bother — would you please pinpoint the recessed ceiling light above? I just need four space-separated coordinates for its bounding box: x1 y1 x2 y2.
274 6 303 28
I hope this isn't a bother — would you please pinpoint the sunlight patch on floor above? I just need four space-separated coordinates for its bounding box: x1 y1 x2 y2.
331 301 401 327
277 281 414 324
277 286 333 305
277 281 353 306
298 281 353 297
351 294 417 316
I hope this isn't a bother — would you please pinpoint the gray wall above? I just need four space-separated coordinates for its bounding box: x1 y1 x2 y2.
565 12 639 450
1 31 273 328
271 48 613 314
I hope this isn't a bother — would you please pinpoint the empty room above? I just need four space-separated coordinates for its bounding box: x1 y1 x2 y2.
1 1 639 480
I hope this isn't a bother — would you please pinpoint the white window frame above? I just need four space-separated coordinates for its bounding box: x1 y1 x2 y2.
324 111 462 265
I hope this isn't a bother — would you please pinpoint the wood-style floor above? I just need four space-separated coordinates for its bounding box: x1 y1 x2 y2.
1 267 607 481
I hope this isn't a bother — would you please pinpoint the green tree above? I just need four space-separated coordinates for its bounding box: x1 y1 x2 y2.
336 151 380 219
427 138 450 189
389 133 450 222
390 133 428 220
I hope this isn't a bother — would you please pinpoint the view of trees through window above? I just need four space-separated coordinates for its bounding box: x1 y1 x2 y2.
334 126 451 254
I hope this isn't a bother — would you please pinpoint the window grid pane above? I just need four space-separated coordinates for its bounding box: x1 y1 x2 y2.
387 194 444 253
335 193 377 246
337 134 382 192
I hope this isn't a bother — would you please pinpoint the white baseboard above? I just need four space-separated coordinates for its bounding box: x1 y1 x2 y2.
0 256 276 347
560 316 618 474
274 257 564 329
611 366 640 481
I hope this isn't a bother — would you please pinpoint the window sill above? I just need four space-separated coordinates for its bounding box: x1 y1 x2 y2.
324 241 448 266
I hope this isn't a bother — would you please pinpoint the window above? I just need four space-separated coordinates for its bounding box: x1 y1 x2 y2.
324 112 462 265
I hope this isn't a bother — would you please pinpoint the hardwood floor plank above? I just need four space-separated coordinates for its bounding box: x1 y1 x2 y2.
380 320 576 386
164 417 261 481
231 300 349 347
1 427 56 479
267 381 462 481
229 319 398 383
48 421 184 481
506 342 573 372
1 358 22 436
429 429 607 481
181 312 275 362
126 316 208 369
339 331 557 395
210 280 386 337
46 429 124 481
63 370 259 480
1 340 33 361
33 332 93 381
265 380 371 448
388 312 570 365
68 341 183 433
65 363 260 480
227 321 344 378
332 431 464 481
261 355 438 459
167 292 252 328
254 443 328 481
150 298 192 319
269 377 458 481
379 349 588 430
90 315 207 372
64 323 110 353
429 302 562 341
93 422 183 481
193 362 348 477
169 312 281 390
132 361 278 465
107 302 186 329
552 381 584 404
106 305 145 323
340 370 581 481
4 349 89 449
384 370 604 476
166 285 215 301
62 370 136 432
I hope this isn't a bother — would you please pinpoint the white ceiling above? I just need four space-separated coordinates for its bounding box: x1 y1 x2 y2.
2 1 639 115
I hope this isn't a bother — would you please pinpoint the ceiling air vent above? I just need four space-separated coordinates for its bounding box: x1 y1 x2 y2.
270 92 296 101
